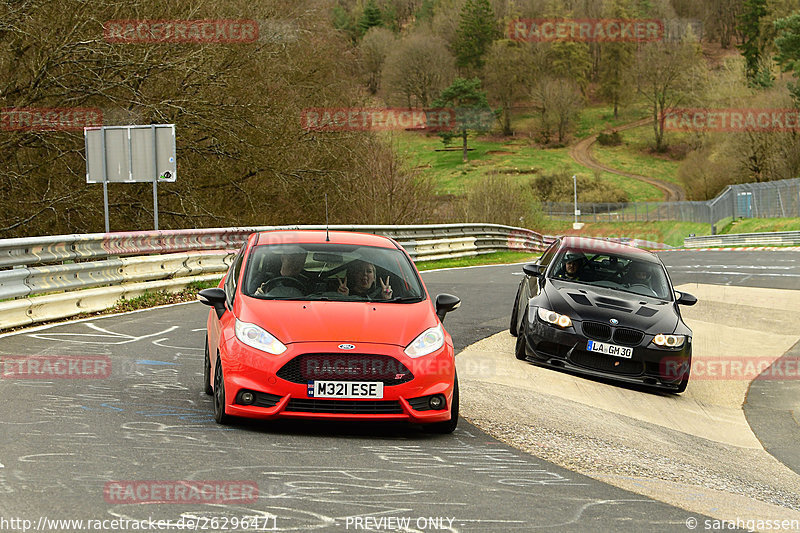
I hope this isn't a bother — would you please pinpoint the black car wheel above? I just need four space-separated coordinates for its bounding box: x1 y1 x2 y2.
509 283 522 337
213 356 231 425
674 376 689 394
673 358 691 393
424 374 459 434
203 335 213 396
515 310 529 361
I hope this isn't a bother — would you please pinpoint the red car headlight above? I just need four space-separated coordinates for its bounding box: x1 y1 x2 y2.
404 325 445 358
235 319 287 355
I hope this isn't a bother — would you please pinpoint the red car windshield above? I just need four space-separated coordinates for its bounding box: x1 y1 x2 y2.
242 243 425 302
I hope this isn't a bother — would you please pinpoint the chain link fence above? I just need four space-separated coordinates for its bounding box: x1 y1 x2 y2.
542 178 800 233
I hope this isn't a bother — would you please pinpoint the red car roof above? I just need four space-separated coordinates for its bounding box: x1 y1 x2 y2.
255 230 398 248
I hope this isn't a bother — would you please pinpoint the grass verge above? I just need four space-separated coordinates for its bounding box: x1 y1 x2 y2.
111 279 222 313
719 217 800 234
533 220 712 248
415 251 541 271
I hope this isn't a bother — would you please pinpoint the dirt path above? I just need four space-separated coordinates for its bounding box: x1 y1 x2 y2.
569 117 686 201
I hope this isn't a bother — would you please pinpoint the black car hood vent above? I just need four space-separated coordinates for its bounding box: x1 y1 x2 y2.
596 303 632 313
636 306 658 318
596 296 632 308
568 293 593 306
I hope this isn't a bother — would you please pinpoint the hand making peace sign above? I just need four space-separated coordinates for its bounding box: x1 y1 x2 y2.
379 276 392 299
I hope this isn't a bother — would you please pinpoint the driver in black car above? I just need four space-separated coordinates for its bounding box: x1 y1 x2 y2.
560 252 589 281
624 262 654 290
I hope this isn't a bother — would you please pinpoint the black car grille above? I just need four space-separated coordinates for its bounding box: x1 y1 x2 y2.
582 321 611 340
285 399 403 414
277 354 413 386
569 350 643 375
613 328 644 346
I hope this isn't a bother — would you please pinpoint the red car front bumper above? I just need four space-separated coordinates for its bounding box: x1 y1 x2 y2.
216 336 456 423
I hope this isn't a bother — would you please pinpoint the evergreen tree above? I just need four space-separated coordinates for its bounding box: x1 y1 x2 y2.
452 0 499 71
358 0 383 37
737 0 768 85
774 13 800 103
432 78 492 163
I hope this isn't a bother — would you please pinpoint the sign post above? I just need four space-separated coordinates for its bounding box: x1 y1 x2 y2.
84 124 176 231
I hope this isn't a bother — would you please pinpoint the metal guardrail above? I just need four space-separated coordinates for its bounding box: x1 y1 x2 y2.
684 231 800 248
0 224 547 330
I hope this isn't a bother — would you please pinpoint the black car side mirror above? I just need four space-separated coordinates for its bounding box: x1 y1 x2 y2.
522 263 544 277
198 288 228 319
435 293 461 322
675 291 697 306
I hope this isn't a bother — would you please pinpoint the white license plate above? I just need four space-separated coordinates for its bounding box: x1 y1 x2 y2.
308 381 384 399
587 340 633 359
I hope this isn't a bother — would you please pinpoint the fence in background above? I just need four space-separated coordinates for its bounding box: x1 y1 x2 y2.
0 224 547 330
543 177 800 232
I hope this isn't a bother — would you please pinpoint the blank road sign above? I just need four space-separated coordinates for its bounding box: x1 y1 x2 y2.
85 124 176 183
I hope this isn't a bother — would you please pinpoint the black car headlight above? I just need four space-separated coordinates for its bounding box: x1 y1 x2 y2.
652 334 686 348
537 307 573 328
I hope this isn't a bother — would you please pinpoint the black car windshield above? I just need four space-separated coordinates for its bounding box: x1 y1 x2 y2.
242 243 425 302
550 248 672 300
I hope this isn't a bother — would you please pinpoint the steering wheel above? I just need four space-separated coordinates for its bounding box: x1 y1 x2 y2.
627 283 658 297
261 276 306 293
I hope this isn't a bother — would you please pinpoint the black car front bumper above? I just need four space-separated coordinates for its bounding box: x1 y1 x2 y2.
523 316 691 391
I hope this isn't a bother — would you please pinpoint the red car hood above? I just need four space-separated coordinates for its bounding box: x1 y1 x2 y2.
237 298 438 347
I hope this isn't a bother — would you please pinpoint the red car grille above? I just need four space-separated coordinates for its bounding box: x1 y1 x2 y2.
277 354 414 385
285 399 403 414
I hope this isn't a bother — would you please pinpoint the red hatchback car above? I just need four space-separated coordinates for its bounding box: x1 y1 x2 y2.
198 230 461 433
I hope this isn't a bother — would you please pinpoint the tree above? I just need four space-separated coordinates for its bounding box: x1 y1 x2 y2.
432 78 491 162
738 0 768 84
332 4 358 43
452 0 499 72
0 0 390 237
634 41 707 151
358 0 384 37
549 41 593 96
347 137 437 224
599 42 635 118
530 78 584 144
774 13 800 103
483 40 535 135
461 173 541 226
382 30 455 108
359 27 396 94
599 0 636 117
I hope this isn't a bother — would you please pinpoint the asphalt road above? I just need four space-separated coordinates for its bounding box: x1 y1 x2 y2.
1 251 793 532
658 250 800 289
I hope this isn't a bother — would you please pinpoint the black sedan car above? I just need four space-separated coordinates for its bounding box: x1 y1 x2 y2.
510 236 697 393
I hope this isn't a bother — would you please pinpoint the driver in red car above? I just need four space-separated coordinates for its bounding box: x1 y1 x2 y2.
256 250 314 295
